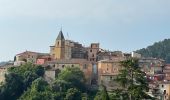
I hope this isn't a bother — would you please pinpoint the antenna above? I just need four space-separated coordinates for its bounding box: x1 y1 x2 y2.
67 32 69 40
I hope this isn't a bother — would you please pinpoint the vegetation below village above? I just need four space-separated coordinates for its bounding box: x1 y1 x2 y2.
136 39 170 63
0 59 153 100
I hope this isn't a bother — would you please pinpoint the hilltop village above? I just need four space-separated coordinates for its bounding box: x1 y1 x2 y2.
1 30 170 99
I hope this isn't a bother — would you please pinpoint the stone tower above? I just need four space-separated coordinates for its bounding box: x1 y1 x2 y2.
52 30 65 59
88 43 99 62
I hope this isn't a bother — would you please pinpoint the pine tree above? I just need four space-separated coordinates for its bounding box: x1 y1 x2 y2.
115 58 153 100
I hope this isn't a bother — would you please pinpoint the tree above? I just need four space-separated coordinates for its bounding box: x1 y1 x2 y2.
8 63 45 77
136 39 170 63
19 78 55 100
8 63 45 90
0 73 24 100
115 58 153 100
64 88 82 100
0 63 45 100
57 67 86 92
94 85 110 100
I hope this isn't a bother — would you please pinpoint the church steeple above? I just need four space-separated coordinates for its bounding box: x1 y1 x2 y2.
56 30 65 40
53 30 65 59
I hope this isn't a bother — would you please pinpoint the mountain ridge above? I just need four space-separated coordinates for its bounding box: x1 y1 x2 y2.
136 39 170 63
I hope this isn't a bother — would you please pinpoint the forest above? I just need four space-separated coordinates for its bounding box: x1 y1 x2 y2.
136 39 170 63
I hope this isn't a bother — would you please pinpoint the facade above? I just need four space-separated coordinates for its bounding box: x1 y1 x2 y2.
45 59 93 84
97 51 124 61
98 53 125 90
14 51 51 66
149 82 170 100
50 31 88 60
0 67 8 83
87 43 100 62
0 63 13 83
131 52 141 58
36 55 52 65
138 58 165 82
163 64 170 82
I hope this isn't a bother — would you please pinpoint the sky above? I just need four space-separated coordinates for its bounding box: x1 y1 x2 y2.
0 0 170 61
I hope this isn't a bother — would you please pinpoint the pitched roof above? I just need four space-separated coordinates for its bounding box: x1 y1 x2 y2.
56 30 65 40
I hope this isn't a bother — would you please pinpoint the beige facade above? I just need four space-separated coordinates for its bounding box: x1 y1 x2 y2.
14 51 39 65
98 60 123 90
150 82 170 100
0 65 12 84
50 31 88 60
159 83 170 100
0 67 7 83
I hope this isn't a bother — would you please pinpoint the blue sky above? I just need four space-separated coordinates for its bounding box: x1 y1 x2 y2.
0 0 170 61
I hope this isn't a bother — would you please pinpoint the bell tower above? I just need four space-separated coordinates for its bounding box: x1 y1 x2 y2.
54 30 65 59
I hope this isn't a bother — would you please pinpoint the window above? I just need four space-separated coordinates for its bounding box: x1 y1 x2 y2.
90 49 92 52
162 85 164 88
92 54 94 57
110 77 112 80
58 42 59 46
107 68 109 71
83 64 87 69
72 65 74 67
164 90 166 94
62 65 65 68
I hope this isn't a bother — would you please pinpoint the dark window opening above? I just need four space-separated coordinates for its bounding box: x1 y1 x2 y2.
62 65 65 68
58 42 59 46
110 77 112 80
164 90 166 94
107 68 109 71
92 54 94 57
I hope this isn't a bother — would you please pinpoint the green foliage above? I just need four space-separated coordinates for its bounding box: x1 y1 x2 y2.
0 73 24 100
64 88 82 100
8 63 45 89
94 85 110 100
57 67 86 91
136 39 170 63
0 63 45 100
19 78 56 100
115 58 152 100
0 65 99 100
8 63 44 77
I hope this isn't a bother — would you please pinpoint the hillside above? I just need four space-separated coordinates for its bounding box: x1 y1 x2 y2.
136 39 170 63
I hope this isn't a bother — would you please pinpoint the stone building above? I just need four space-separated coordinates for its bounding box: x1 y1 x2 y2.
97 51 126 90
138 58 165 82
163 64 170 81
45 59 93 84
0 67 8 83
50 30 88 60
0 62 13 84
87 43 100 62
148 82 170 100
14 51 50 66
98 59 123 90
